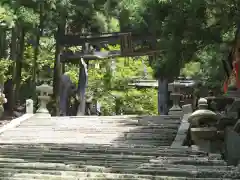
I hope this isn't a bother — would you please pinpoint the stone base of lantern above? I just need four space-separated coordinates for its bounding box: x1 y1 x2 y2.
35 108 51 118
35 95 51 118
35 112 51 118
168 105 183 116
168 109 183 116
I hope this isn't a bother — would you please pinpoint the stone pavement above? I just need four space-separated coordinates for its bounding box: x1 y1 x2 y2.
0 115 239 179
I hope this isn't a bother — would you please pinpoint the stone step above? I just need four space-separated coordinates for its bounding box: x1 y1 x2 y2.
0 154 152 162
0 153 228 172
0 145 208 157
4 125 179 131
0 151 205 160
0 170 231 180
48 115 181 121
0 123 178 145
0 140 173 146
23 117 181 121
1 118 180 146
0 155 232 178
0 139 175 144
1 131 178 137
18 122 180 128
0 144 207 156
0 177 233 180
0 143 164 148
0 155 226 167
0 115 181 146
125 132 177 139
1 165 238 179
140 163 235 170
0 170 166 180
149 157 226 166
0 160 232 171
115 167 240 178
0 167 196 178
22 118 180 126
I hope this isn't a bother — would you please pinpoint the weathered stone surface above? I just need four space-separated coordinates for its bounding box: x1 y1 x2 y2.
0 142 238 179
0 115 238 179
25 99 33 114
171 114 190 148
224 127 240 165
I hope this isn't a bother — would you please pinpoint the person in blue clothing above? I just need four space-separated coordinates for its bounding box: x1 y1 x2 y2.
59 72 76 116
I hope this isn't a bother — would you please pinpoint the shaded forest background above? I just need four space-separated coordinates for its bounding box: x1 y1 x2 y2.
0 0 239 115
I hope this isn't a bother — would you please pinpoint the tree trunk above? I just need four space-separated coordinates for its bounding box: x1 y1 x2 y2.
53 17 66 116
14 27 25 103
7 27 18 114
158 78 168 115
53 27 62 116
62 63 65 73
32 3 44 84
0 28 7 58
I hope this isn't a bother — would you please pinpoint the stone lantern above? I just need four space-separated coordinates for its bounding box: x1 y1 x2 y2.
35 83 53 117
188 98 221 152
168 80 183 116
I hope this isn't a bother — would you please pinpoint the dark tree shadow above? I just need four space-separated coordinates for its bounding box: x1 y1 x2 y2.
111 115 181 147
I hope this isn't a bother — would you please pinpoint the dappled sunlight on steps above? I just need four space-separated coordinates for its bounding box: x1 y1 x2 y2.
0 115 181 146
0 115 238 179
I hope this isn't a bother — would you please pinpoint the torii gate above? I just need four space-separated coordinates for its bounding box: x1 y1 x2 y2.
54 32 160 116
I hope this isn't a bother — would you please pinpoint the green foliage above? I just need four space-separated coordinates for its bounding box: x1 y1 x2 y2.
16 6 39 27
21 40 158 115
122 88 157 115
1 0 240 114
197 45 225 89
181 44 226 89
121 0 240 81
85 46 157 115
0 5 15 28
181 62 201 78
0 59 12 84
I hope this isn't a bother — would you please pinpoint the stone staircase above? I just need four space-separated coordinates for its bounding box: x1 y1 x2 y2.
0 115 238 179
0 115 180 146
0 144 239 179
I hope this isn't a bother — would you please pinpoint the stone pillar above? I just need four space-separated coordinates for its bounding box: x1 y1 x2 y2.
168 81 183 116
35 83 53 117
26 99 34 114
182 104 193 114
158 78 168 115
